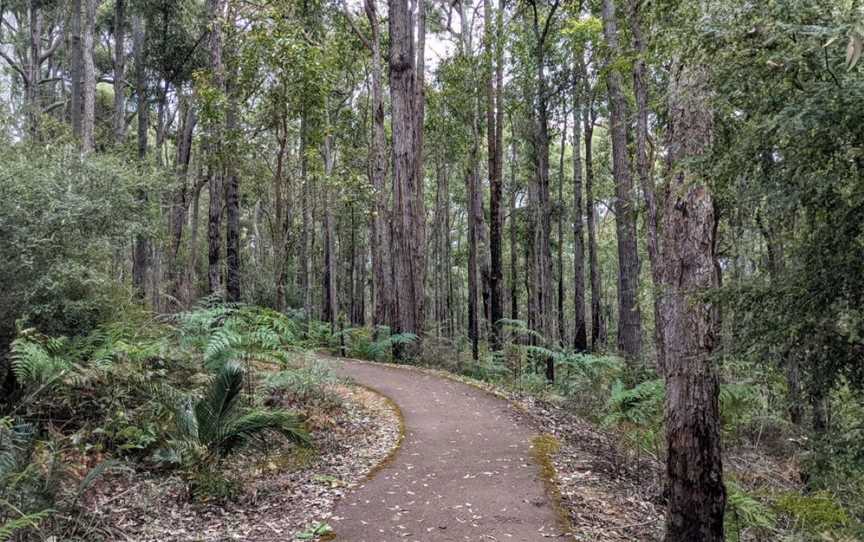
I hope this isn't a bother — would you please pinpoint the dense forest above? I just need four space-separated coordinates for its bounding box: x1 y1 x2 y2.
1 0 863 540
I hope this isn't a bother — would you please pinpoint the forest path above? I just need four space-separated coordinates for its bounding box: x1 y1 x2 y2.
327 358 566 541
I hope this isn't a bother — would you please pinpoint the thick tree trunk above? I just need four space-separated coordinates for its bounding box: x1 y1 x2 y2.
113 0 126 145
572 59 587 352
388 0 425 358
660 64 725 542
81 0 96 152
70 0 83 138
366 0 392 331
556 121 567 346
584 104 605 350
601 0 642 365
628 0 663 370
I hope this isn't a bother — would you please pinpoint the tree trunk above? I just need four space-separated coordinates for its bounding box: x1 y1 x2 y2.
298 113 311 316
556 120 567 346
366 0 392 331
81 0 96 152
510 135 519 322
388 0 425 358
27 0 42 136
225 55 241 303
527 2 560 380
485 0 504 350
660 64 725 542
584 103 605 350
601 0 642 365
70 0 83 138
467 162 481 361
131 13 149 299
168 100 196 309
206 0 226 296
628 0 663 371
113 0 126 145
572 57 587 352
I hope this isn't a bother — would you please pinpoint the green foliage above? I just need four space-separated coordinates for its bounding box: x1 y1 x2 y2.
264 361 342 411
160 362 310 467
774 491 850 533
725 481 777 541
10 333 71 389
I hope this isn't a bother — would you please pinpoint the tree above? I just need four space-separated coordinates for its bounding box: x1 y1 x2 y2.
600 0 642 365
388 0 425 358
81 0 96 153
660 63 725 541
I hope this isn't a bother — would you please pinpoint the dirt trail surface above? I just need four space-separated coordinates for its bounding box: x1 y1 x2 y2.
330 359 565 541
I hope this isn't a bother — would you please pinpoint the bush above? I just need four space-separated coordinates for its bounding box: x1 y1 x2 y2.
264 361 343 412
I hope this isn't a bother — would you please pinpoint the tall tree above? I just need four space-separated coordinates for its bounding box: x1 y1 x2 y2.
571 55 587 351
364 0 393 331
527 0 560 379
660 63 725 541
70 0 83 138
113 0 127 145
131 12 148 299
485 0 504 350
388 0 425 357
81 0 96 152
225 9 241 303
584 92 605 350
207 0 226 296
600 0 642 364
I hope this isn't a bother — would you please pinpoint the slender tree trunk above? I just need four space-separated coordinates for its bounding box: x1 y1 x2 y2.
601 0 642 365
206 0 226 296
81 0 96 152
27 0 42 136
225 59 241 302
168 100 196 309
510 135 519 322
131 13 149 299
628 0 663 370
113 0 126 145
366 0 392 332
584 103 605 350
188 169 205 303
660 64 725 542
572 58 587 352
485 0 504 350
70 0 83 138
273 113 289 311
388 0 425 358
298 113 311 316
322 134 337 328
467 163 481 361
556 120 567 346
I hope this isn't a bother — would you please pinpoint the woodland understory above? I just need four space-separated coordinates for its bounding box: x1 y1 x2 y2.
1 0 864 541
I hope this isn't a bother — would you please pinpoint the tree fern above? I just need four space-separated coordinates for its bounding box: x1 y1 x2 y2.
10 335 71 388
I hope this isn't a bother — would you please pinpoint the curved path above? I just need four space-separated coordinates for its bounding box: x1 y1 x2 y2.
329 359 564 541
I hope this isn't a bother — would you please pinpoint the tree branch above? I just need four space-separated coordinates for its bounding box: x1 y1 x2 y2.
0 48 26 83
341 1 372 52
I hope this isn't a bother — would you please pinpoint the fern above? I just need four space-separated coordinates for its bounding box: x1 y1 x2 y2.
10 336 71 388
0 507 53 540
725 481 776 541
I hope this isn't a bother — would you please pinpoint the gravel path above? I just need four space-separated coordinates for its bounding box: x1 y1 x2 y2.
330 359 565 541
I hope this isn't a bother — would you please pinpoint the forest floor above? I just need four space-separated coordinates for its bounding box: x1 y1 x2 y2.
85 383 401 541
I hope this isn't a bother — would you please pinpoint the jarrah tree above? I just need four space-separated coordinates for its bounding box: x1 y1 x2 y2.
659 63 725 541
600 0 642 366
388 0 426 358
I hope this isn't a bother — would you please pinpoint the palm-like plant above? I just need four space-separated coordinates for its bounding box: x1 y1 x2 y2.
167 362 310 465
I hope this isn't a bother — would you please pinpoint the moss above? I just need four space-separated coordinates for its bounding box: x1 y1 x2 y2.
530 434 573 537
773 490 849 532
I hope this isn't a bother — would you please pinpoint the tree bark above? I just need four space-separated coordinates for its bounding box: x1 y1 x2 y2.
601 0 642 365
81 0 96 152
572 56 587 352
365 0 392 332
556 120 567 346
388 0 425 358
485 0 504 350
225 50 241 303
70 0 83 138
584 101 605 350
113 0 127 145
628 0 663 370
131 12 148 299
660 63 725 542
509 133 519 322
206 0 226 296
27 0 42 136
168 99 196 309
